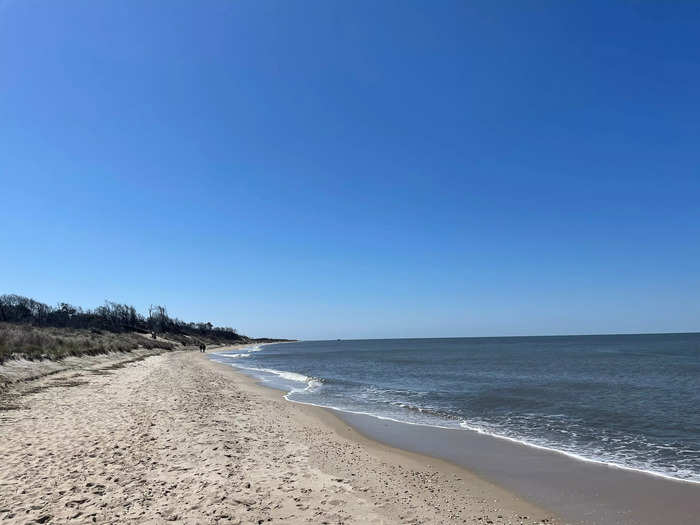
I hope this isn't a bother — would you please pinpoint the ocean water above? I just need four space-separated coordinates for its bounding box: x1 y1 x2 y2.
210 334 700 483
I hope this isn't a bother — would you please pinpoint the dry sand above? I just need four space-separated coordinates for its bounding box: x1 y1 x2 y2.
0 347 557 524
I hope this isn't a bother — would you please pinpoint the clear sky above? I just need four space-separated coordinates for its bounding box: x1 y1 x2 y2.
1 1 699 340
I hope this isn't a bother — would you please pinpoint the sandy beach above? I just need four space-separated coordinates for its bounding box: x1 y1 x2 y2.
4 2 698 523
0 347 556 524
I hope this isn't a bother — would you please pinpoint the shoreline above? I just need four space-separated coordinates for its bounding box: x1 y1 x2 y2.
272 386 698 486
223 339 699 487
207 351 558 523
283 394 699 486
215 344 700 525
1 347 555 524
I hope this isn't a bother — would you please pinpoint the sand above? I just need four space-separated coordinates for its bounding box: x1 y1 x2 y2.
0 347 557 524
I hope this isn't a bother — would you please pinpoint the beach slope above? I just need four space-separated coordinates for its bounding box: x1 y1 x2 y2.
0 350 554 524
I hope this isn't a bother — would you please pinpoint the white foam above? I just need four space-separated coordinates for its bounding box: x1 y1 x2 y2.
212 342 276 358
269 369 311 383
233 364 311 384
457 420 700 485
303 378 324 393
233 363 326 397
210 342 279 359
282 395 461 431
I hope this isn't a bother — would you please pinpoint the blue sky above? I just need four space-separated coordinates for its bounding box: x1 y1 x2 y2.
1 1 699 339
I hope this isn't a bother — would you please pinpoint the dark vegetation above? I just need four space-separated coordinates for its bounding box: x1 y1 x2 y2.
0 294 288 363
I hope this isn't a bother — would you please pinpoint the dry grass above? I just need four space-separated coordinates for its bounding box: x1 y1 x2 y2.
0 323 176 364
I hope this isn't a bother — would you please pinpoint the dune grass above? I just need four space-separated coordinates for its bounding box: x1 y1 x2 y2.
0 323 175 363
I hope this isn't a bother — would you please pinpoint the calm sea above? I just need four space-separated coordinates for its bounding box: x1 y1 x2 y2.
210 334 700 483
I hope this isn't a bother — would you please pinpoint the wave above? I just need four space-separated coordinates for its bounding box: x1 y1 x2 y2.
235 364 309 383
232 364 324 394
457 420 700 484
211 343 269 359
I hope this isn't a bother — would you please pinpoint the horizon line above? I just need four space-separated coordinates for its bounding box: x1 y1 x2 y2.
292 330 700 343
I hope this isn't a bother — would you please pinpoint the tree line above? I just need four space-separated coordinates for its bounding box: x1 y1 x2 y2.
0 294 245 342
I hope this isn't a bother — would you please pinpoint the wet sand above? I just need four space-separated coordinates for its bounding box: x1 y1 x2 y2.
335 412 700 525
0 348 555 524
